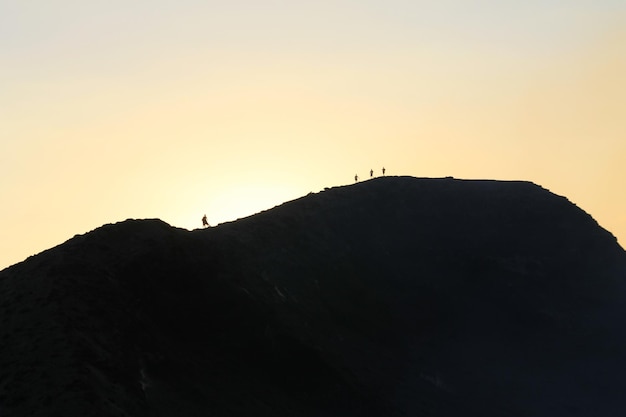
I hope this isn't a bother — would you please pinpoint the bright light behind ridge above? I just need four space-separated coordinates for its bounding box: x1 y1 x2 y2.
1 1 625 269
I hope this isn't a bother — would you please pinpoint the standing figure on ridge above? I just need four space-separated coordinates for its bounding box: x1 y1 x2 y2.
382 167 386 176
202 214 210 228
370 169 374 178
355 174 359 182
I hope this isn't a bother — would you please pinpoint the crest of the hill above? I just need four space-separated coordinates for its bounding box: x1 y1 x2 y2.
1 176 625 417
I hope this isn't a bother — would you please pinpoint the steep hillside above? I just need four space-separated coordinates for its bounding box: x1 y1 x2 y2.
1 176 625 417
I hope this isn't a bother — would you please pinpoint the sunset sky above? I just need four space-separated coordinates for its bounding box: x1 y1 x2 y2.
1 0 625 269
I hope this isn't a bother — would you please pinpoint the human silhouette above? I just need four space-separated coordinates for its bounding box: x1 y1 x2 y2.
202 214 209 228
382 167 386 176
370 169 373 178
355 174 358 182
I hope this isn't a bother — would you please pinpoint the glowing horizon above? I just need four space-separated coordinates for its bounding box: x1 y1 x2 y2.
1 1 625 269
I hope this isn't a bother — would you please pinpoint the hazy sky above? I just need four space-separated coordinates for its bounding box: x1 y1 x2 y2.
2 1 625 269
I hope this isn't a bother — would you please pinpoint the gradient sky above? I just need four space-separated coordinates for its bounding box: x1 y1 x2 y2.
2 0 625 269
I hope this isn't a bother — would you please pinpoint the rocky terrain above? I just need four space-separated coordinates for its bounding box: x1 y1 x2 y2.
1 176 625 416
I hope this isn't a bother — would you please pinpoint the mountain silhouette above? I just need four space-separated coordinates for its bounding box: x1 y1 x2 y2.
1 176 625 417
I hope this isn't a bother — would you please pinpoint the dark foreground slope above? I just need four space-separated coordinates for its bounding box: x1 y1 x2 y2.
1 176 626 417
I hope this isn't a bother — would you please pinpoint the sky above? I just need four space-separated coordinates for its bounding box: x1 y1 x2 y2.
1 0 625 269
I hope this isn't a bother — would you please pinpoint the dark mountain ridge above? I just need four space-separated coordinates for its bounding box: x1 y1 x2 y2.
1 176 625 416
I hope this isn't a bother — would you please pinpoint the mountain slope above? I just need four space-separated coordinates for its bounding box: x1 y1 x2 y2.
1 176 625 417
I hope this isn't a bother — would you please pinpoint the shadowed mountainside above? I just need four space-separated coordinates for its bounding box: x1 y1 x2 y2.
1 176 626 416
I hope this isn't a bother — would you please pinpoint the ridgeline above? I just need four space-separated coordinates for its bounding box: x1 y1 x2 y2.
1 176 625 416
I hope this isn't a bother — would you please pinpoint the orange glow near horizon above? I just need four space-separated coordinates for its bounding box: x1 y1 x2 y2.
1 2 625 269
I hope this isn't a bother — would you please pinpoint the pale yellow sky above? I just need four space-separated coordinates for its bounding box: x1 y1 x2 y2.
1 1 625 269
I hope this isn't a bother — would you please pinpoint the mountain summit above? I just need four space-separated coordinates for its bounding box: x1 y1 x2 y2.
2 176 626 417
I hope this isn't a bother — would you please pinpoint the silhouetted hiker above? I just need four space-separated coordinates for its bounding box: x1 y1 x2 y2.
370 169 373 178
355 174 358 182
382 167 386 175
202 214 209 228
